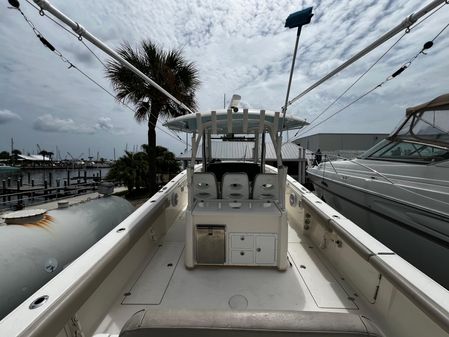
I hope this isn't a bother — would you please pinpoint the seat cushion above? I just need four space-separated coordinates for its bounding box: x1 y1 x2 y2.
119 309 382 337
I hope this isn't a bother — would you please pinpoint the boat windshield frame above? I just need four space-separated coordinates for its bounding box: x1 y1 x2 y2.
358 138 449 164
387 94 449 150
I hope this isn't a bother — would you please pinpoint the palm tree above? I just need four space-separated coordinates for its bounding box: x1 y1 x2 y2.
38 150 48 161
106 151 149 192
106 40 200 194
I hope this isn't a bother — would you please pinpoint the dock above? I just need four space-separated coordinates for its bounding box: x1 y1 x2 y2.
0 181 125 212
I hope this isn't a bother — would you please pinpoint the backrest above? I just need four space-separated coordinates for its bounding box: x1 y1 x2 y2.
222 173 249 200
206 162 261 183
192 173 218 200
253 174 279 200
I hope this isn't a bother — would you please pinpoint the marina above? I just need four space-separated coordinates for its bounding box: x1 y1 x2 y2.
0 167 110 210
0 0 449 336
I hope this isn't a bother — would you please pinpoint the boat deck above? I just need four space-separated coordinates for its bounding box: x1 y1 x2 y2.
93 212 376 336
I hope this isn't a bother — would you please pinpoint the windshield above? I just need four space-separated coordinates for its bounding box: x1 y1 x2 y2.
359 139 449 163
390 109 449 149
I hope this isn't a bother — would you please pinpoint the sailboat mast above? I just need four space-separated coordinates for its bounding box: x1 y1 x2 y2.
33 0 195 115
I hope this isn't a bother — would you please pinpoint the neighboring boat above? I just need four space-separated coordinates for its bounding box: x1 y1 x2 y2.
308 93 449 289
0 164 20 177
0 193 135 320
1 108 449 337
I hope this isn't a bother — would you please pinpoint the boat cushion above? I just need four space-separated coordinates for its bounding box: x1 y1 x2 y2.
119 309 382 337
222 173 250 200
253 174 279 200
192 172 218 200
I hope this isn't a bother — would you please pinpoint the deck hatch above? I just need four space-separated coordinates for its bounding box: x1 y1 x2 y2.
122 243 183 305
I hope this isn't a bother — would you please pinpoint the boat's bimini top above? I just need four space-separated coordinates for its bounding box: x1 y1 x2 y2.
163 109 308 134
406 93 449 116
389 93 449 150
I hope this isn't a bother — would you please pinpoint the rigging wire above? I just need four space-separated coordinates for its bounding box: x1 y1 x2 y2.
286 32 408 143
10 3 188 148
26 0 186 146
320 153 449 207
24 0 109 68
287 0 449 110
290 9 449 141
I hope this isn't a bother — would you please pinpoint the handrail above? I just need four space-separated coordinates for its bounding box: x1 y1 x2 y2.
302 197 374 261
296 180 449 334
370 255 449 333
318 153 449 207
0 171 187 337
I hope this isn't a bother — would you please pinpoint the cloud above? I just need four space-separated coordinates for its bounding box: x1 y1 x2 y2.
32 114 128 137
0 109 21 124
1 0 448 158
95 117 114 131
33 114 95 134
95 116 127 135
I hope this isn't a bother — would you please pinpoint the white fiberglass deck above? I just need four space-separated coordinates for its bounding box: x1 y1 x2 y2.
94 212 371 335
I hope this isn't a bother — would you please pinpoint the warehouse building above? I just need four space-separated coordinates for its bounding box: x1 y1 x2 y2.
293 133 388 159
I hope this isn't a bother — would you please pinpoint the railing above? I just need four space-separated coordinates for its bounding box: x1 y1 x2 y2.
0 181 119 211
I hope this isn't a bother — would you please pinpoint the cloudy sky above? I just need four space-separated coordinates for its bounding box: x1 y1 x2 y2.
0 0 448 159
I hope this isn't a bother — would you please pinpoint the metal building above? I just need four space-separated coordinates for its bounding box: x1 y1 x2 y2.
293 133 388 159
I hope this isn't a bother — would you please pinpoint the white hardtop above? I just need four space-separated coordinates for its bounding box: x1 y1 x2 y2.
164 108 308 134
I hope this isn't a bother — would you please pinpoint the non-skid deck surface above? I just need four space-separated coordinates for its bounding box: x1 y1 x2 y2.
95 215 358 335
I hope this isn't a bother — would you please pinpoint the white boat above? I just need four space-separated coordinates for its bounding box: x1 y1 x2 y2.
2 1 449 336
0 164 20 176
1 107 449 337
308 94 449 289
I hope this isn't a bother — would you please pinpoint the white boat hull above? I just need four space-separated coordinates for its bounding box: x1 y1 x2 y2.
309 172 449 289
1 168 449 337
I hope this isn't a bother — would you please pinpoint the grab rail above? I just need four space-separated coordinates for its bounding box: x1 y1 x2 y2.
296 178 449 334
0 172 187 337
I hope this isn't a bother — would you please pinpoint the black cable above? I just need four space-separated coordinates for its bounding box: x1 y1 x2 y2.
284 1 449 144
288 32 407 142
12 3 188 147
24 0 183 143
26 0 186 145
287 1 448 111
295 86 379 137
294 19 449 139
24 0 109 68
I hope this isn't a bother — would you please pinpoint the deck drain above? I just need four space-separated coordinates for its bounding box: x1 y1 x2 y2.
228 294 248 310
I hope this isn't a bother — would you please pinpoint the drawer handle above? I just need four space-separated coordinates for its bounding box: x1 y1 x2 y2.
240 251 245 256
256 248 261 252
